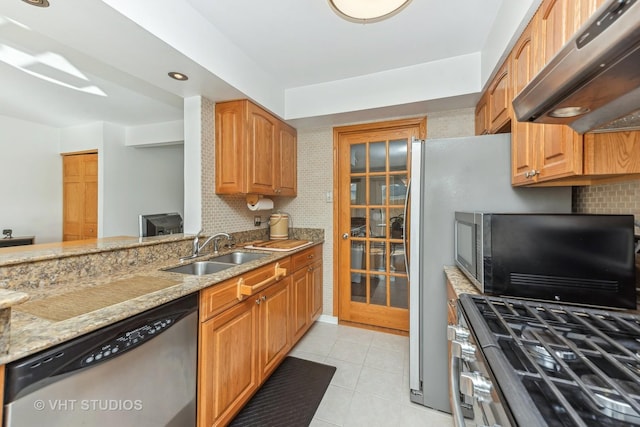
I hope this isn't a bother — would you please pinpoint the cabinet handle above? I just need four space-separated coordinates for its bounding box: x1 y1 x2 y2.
307 254 314 259
262 295 267 302
256 298 261 305
308 266 314 272
525 169 540 179
237 262 287 300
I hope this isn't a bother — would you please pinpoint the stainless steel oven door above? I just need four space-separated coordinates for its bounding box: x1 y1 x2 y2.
448 317 511 427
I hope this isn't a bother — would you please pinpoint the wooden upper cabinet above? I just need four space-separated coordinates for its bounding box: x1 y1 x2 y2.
275 121 297 196
488 61 510 133
247 102 277 195
510 20 537 186
537 0 571 70
215 99 297 196
475 92 489 135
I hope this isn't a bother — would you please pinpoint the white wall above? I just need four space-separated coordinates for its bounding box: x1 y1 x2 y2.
0 115 62 243
101 123 184 237
1 120 185 242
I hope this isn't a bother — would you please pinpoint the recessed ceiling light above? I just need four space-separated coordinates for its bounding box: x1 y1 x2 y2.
21 0 50 7
328 0 411 23
168 71 188 81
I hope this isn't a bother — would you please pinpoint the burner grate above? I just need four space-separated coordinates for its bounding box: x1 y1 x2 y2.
464 294 640 426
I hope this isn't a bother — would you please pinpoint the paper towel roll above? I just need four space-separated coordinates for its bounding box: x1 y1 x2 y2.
247 197 274 211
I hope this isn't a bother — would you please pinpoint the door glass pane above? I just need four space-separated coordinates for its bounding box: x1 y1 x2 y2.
369 209 385 238
388 175 407 205
370 274 387 306
389 139 408 171
350 241 366 302
351 177 366 205
388 207 404 239
369 141 386 172
390 242 405 273
351 208 367 237
369 241 386 271
369 176 386 205
390 276 408 308
351 144 366 173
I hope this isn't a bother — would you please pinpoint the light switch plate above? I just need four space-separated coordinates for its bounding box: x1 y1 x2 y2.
325 191 333 203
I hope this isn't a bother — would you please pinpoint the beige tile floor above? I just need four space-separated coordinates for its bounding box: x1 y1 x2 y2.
289 321 454 427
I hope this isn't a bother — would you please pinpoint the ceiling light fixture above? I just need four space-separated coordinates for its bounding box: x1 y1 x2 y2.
21 0 49 7
168 71 188 81
328 0 412 23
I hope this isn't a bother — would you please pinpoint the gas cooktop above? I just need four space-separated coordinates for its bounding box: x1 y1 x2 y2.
459 294 640 426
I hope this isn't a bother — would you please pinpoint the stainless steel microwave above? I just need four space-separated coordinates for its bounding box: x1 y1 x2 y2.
454 212 637 309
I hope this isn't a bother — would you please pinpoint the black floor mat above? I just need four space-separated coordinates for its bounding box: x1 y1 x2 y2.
229 356 336 427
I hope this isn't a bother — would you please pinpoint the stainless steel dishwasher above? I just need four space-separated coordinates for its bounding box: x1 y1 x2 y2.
4 294 198 427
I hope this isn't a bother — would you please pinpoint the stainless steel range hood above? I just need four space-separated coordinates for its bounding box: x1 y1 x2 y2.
512 0 640 133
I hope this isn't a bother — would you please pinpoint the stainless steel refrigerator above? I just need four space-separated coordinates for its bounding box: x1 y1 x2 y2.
407 134 572 411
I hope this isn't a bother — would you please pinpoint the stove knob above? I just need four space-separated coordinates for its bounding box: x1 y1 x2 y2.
451 340 476 362
447 325 470 341
460 371 493 402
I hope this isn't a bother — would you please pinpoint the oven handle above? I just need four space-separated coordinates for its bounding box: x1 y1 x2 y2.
449 353 466 427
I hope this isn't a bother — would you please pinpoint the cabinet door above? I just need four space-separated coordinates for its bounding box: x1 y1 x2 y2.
488 61 510 133
537 0 570 69
534 0 583 183
215 101 246 194
309 260 323 322
198 298 258 427
290 268 309 344
259 278 291 380
247 102 277 195
475 92 489 136
510 21 537 186
275 123 297 196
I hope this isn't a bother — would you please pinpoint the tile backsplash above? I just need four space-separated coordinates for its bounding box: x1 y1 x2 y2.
573 181 640 230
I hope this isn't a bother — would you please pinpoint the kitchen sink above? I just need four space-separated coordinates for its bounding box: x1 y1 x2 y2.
211 251 268 264
163 261 233 276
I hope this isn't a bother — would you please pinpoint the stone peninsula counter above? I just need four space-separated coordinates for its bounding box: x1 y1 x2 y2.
0 230 324 365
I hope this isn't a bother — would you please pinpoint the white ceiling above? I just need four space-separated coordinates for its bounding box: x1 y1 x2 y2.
0 0 510 129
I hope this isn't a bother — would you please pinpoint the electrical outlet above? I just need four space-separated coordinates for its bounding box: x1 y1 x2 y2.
254 216 261 226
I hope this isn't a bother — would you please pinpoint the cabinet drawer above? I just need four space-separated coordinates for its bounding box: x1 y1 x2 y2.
200 259 291 322
291 245 322 271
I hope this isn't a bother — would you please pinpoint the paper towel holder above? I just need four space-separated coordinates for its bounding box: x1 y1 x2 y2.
246 194 260 205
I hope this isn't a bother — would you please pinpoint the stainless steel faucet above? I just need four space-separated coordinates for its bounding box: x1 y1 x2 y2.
201 232 232 254
180 231 233 261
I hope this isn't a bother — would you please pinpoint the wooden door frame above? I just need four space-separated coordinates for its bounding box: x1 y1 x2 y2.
332 117 426 320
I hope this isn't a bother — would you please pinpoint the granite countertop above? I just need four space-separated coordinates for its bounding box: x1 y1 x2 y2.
444 265 479 297
0 234 190 266
0 239 323 365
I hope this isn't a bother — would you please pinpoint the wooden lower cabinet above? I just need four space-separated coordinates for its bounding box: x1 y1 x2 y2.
290 247 323 343
258 278 291 380
198 247 322 427
198 278 291 427
198 298 258 427
291 268 310 343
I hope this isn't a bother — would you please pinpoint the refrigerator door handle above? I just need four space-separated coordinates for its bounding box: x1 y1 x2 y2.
409 137 423 393
403 178 411 277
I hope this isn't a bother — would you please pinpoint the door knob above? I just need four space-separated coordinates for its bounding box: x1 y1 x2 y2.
342 233 349 240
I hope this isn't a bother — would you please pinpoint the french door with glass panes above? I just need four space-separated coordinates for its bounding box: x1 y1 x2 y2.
335 118 425 331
